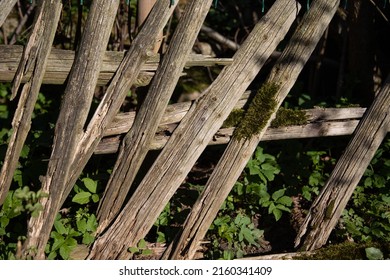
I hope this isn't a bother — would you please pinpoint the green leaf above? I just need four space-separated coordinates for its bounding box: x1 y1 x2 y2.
91 194 100 203
277 196 293 206
156 231 166 243
248 162 261 176
129 247 139 254
82 178 97 193
235 182 244 195
138 239 147 249
142 249 153 255
76 219 87 233
54 220 67 235
382 195 390 204
275 204 291 212
47 251 57 260
72 192 91 205
272 208 283 221
365 247 384 260
86 214 97 232
272 189 285 201
59 245 72 260
223 249 235 260
82 233 95 245
51 236 65 252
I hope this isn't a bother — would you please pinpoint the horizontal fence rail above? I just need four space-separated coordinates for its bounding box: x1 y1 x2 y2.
0 45 233 86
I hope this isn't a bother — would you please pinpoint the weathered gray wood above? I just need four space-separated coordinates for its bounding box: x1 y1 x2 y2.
0 45 232 85
94 109 368 154
295 73 390 251
0 0 62 206
103 101 365 138
22 0 120 259
63 0 178 205
0 0 17 27
163 0 339 260
87 0 299 260
96 0 215 234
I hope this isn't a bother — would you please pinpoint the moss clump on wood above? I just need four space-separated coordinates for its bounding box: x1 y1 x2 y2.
221 109 245 128
293 241 390 260
270 107 308 128
234 83 279 140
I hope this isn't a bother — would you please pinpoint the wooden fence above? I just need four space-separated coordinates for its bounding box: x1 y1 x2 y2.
0 0 389 260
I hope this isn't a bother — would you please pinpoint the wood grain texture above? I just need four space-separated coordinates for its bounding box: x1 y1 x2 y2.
163 0 340 260
87 0 299 259
295 73 390 250
0 45 232 86
21 0 120 259
94 106 369 154
0 0 17 27
96 0 215 234
0 0 62 206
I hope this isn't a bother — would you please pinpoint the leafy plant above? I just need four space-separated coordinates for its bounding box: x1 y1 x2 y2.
128 239 153 257
210 212 264 259
72 177 100 205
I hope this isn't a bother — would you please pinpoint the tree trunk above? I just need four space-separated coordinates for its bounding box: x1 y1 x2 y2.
21 0 120 259
295 73 390 251
0 0 62 206
96 0 214 234
163 0 340 260
87 0 299 260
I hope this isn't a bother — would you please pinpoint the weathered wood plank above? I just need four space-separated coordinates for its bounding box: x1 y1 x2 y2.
163 0 340 260
94 113 366 154
95 0 215 236
22 0 120 259
0 45 233 86
295 73 390 251
0 1 62 206
87 0 300 260
0 0 17 27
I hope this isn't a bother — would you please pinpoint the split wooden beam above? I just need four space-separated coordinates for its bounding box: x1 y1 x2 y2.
22 0 120 259
0 0 62 205
0 45 233 86
295 73 390 251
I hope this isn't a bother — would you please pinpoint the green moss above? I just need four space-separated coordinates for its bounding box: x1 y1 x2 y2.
271 107 308 128
221 109 245 128
234 83 279 140
293 241 390 260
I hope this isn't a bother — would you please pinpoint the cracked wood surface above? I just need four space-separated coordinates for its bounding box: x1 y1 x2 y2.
0 45 232 86
21 0 120 259
96 0 214 234
163 0 340 260
87 0 299 259
295 73 390 251
95 105 369 154
0 0 62 206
